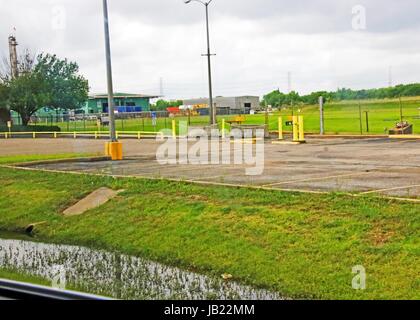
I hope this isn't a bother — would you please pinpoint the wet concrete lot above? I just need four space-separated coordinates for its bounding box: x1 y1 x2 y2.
7 137 419 199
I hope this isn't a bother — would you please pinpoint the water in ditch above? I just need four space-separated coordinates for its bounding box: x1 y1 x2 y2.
0 235 282 300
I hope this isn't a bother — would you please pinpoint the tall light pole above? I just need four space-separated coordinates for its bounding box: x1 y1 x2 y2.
184 0 216 125
102 0 117 142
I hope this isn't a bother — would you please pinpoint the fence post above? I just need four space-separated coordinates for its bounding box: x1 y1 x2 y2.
319 96 324 135
365 111 370 133
358 102 363 135
33 132 36 139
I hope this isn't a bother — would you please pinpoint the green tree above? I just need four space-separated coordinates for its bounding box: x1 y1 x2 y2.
35 54 89 111
8 71 50 125
151 99 183 111
0 82 10 123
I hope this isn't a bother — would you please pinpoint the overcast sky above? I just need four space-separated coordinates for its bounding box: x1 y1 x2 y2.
1 0 420 99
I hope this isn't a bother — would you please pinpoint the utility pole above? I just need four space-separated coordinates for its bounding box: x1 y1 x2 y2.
102 0 117 142
319 96 324 135
184 0 216 125
204 2 216 125
8 35 18 79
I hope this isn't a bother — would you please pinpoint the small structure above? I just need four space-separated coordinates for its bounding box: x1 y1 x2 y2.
183 96 259 115
167 107 181 116
389 121 413 135
86 93 159 114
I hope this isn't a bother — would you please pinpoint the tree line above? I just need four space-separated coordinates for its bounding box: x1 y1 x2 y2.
262 83 420 107
0 51 88 126
150 99 183 111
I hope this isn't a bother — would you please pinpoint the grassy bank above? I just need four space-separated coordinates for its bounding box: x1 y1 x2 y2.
0 161 418 300
0 153 96 165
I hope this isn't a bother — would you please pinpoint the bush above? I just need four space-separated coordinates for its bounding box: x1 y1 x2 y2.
0 125 61 132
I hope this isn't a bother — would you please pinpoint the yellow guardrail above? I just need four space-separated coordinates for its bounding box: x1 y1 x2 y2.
1 131 164 140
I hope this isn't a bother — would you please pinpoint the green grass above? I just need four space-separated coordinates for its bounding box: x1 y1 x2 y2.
0 268 51 287
0 153 98 165
22 96 420 135
0 166 418 300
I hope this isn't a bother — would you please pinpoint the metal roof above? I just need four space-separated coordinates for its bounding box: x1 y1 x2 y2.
89 93 160 100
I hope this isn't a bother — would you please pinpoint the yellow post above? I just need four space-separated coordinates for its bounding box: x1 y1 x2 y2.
33 132 36 139
172 120 176 139
278 117 283 140
73 132 77 139
137 132 141 140
222 119 226 139
298 116 305 142
5 132 8 139
292 116 299 142
95 131 98 139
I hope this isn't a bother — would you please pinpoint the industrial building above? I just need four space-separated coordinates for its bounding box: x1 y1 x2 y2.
183 96 260 115
84 93 159 114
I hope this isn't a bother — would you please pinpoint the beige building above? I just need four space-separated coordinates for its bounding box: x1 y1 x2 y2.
183 96 260 115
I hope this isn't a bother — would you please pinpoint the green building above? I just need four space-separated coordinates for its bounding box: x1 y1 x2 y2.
84 93 158 114
10 93 158 120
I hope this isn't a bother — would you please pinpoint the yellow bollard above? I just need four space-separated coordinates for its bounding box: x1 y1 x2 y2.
95 132 98 139
4 132 8 139
73 132 77 139
222 119 226 139
33 132 36 139
298 116 305 142
137 132 141 140
278 117 283 140
172 120 176 139
54 132 57 139
292 116 299 142
108 142 123 161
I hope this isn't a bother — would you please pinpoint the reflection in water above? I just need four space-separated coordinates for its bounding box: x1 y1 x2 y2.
0 238 282 300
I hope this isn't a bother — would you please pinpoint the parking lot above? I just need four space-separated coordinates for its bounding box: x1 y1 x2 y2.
3 136 419 199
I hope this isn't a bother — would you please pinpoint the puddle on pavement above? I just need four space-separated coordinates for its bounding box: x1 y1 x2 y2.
0 236 282 300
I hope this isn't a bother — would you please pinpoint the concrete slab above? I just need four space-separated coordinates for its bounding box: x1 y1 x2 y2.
63 187 122 216
3 137 420 199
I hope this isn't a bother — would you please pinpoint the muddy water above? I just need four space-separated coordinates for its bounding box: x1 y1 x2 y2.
0 236 282 300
